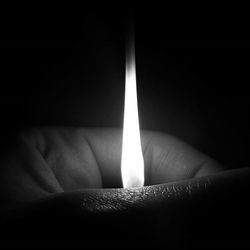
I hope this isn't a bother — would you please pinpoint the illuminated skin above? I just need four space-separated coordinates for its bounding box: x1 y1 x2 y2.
0 127 250 248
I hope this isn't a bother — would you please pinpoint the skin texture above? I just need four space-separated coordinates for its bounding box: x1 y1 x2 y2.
0 127 249 249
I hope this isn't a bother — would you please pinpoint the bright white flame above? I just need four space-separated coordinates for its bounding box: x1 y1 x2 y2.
121 47 144 188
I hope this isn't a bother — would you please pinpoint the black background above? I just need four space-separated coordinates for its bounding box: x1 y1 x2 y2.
0 1 250 169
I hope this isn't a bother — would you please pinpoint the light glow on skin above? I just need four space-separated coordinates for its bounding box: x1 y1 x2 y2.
121 43 144 188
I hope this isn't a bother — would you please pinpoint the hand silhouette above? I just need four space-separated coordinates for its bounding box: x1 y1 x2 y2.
0 127 249 249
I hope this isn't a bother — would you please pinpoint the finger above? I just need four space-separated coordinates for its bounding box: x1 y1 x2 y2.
83 128 222 187
2 168 250 249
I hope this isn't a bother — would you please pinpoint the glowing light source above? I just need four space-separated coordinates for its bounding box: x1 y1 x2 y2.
121 41 144 188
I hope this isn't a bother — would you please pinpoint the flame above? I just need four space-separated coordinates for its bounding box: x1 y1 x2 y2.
121 43 144 188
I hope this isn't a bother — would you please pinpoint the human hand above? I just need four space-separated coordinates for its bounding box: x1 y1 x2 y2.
0 127 249 249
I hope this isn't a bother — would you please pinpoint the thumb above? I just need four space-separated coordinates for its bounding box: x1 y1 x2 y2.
1 168 250 249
